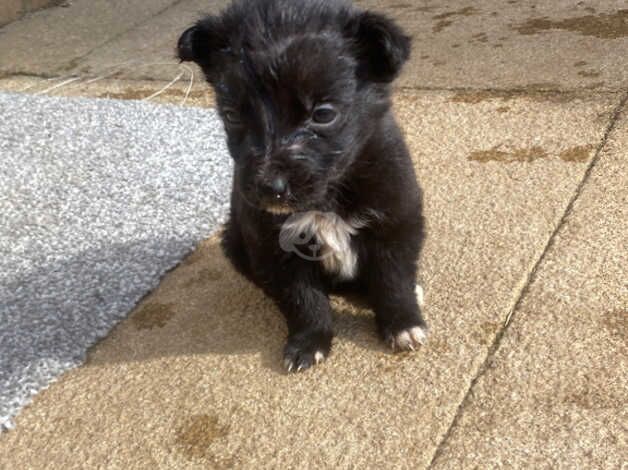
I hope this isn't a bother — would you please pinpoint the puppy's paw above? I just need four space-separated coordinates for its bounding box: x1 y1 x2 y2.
283 330 332 373
386 325 429 352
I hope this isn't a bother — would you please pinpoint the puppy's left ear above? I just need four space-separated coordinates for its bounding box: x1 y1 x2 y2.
345 11 411 83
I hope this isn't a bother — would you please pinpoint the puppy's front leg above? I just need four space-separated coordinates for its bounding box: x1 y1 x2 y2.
367 248 428 351
271 269 333 372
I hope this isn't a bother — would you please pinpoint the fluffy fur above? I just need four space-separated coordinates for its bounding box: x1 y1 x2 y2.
178 0 427 372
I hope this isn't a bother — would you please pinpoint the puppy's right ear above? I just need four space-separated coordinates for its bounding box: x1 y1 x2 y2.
344 11 411 83
177 17 226 67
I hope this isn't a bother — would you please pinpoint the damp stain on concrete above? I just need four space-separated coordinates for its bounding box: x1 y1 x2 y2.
388 2 413 9
563 375 625 410
175 414 230 461
432 7 477 33
132 302 176 330
558 144 596 162
513 10 628 39
578 70 601 78
377 349 422 372
602 309 627 341
199 267 223 282
469 144 596 163
473 321 499 346
471 32 489 43
433 19 453 33
469 146 548 163
582 81 606 89
450 84 576 104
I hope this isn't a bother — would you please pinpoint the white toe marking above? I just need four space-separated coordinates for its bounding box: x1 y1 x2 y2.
314 351 325 364
415 284 425 307
395 330 412 349
392 326 429 351
409 326 428 345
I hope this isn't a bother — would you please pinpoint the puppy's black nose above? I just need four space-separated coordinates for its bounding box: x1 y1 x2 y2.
267 176 288 198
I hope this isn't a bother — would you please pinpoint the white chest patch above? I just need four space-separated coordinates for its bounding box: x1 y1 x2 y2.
279 211 374 280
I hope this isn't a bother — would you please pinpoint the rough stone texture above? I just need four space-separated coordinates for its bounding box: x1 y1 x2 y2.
0 0 59 27
70 0 232 81
5 0 621 90
431 102 628 469
0 1 22 27
0 90 620 468
0 0 179 76
358 0 628 90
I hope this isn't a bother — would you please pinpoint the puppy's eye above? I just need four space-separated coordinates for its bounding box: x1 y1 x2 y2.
222 109 241 126
312 104 338 125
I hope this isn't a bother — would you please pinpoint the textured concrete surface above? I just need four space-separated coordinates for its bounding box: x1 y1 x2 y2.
431 102 628 469
0 90 622 468
1 0 626 90
0 0 178 76
0 0 59 27
364 0 628 90
70 0 231 82
0 0 21 27
1 0 627 467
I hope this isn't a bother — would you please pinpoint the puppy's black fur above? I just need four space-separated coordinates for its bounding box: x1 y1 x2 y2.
178 0 427 371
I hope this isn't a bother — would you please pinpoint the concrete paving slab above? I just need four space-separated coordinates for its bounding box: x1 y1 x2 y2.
0 0 59 27
70 0 231 81
0 75 216 107
0 90 621 468
0 1 22 27
0 0 179 76
54 0 628 90
363 0 628 90
430 98 628 469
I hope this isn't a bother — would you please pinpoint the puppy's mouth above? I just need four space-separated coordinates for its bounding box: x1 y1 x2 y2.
262 201 295 215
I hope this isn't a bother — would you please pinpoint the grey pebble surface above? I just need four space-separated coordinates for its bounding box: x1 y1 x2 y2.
0 92 232 430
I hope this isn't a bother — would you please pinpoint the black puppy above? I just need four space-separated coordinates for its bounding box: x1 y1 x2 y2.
178 0 427 372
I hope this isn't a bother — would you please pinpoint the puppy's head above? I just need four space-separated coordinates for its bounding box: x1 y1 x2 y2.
178 0 410 214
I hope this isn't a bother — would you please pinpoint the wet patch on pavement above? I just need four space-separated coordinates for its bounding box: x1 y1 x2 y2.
513 10 628 39
132 302 176 330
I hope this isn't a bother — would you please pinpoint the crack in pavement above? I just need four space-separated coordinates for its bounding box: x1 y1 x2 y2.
426 89 628 469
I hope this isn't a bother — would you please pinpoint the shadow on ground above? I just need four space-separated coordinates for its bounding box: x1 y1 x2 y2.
64 238 392 374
